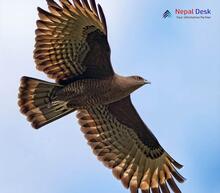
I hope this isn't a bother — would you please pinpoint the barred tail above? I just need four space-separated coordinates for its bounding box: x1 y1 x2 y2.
18 76 74 129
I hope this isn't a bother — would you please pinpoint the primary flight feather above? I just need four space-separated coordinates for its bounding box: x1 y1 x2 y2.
18 0 185 192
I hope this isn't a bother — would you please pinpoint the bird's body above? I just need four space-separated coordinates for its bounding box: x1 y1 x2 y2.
18 1 185 193
53 78 112 107
53 75 147 108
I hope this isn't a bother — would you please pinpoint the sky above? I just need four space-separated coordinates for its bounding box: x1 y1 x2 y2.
0 0 220 193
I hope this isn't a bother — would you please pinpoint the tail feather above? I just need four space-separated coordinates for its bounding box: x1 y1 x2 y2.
18 76 74 129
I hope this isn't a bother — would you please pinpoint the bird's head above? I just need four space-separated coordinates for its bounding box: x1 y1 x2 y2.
129 75 151 86
114 74 151 94
121 75 151 93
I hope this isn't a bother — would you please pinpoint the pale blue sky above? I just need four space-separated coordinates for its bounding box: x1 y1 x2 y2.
0 0 220 193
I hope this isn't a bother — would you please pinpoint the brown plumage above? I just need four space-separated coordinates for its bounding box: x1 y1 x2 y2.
18 0 185 192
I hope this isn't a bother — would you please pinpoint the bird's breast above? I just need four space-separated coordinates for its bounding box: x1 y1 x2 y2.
57 78 131 107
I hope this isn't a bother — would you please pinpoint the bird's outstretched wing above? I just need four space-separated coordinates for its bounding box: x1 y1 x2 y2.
77 96 185 193
34 0 113 84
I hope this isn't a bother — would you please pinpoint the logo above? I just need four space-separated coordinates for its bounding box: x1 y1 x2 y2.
162 9 211 19
163 10 172 18
175 9 211 15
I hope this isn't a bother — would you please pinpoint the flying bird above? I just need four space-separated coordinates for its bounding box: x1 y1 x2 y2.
18 0 185 192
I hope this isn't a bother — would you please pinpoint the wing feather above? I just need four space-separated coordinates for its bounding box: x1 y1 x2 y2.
76 97 185 193
35 0 113 83
97 4 108 35
89 0 98 15
81 0 92 11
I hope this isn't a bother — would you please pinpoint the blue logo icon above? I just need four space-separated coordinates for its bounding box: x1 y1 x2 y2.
163 10 172 18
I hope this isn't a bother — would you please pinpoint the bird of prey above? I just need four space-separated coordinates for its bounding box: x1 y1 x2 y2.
18 0 185 193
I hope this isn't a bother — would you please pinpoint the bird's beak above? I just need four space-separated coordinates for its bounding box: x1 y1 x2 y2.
144 80 151 84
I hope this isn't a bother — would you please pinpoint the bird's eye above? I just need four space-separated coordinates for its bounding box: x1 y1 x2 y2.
136 76 143 80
